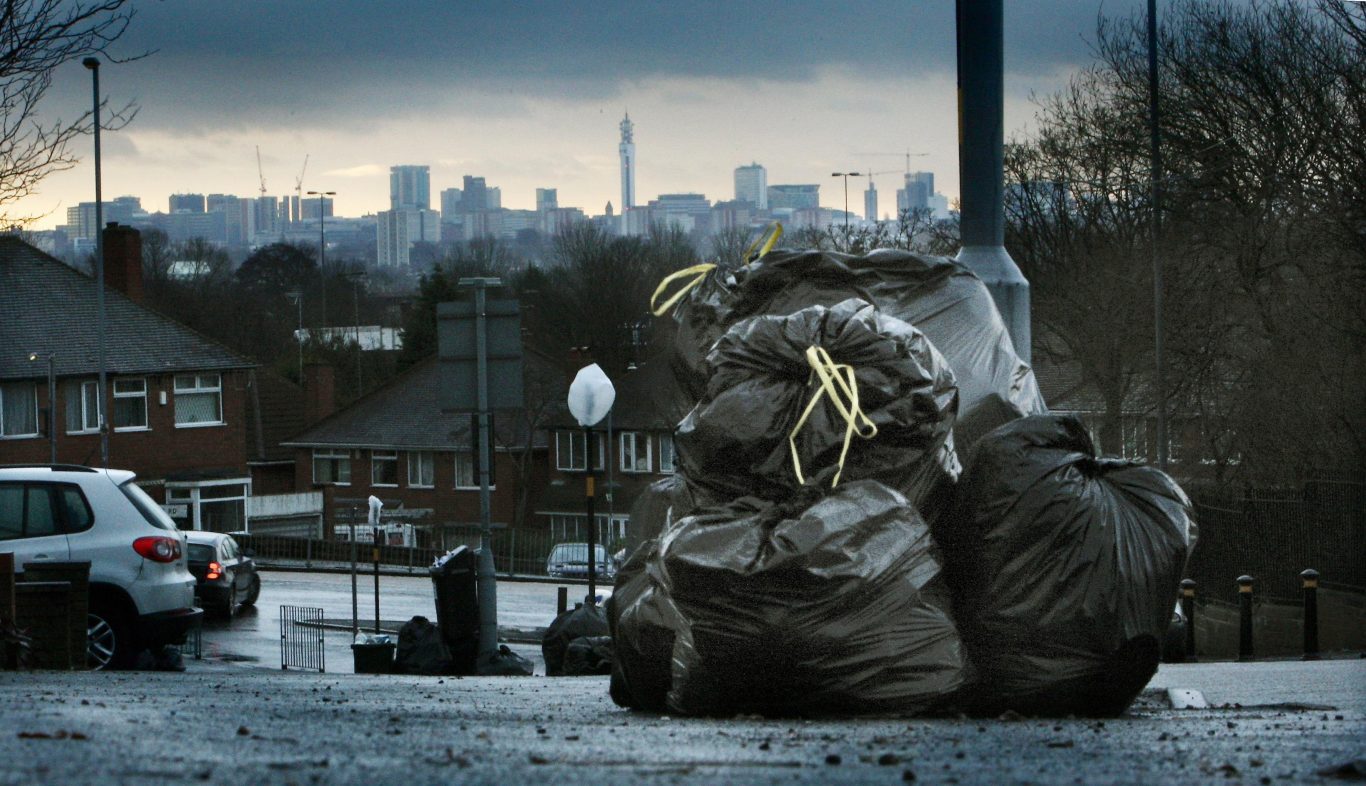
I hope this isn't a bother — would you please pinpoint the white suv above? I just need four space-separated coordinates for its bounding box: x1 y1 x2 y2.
0 465 201 669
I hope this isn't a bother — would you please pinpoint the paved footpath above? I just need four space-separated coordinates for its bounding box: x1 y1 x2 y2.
0 658 1361 785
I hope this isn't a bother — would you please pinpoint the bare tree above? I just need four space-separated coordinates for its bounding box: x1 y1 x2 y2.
0 1 139 220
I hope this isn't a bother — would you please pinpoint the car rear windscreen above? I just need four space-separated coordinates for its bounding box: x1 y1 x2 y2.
188 544 215 563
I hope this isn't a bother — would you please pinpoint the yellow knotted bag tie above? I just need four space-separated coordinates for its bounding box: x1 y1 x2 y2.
742 221 783 265
788 345 878 488
649 263 718 317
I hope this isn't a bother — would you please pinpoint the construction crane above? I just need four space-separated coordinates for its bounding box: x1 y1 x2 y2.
255 146 267 198
854 150 930 175
294 154 309 223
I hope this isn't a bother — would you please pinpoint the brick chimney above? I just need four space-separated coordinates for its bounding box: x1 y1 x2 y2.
303 363 336 425
102 222 143 304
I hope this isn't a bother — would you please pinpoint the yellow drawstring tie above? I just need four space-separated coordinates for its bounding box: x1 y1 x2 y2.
743 221 783 265
648 222 784 317
649 263 718 316
789 346 878 488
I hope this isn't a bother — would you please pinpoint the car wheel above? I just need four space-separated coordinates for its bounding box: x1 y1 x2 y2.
88 603 137 671
241 574 260 607
217 584 237 620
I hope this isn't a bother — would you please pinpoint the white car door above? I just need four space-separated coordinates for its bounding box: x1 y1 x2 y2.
0 482 72 571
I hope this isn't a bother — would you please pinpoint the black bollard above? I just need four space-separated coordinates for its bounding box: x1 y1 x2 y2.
1237 575 1255 662
1180 579 1198 661
557 586 568 616
1301 569 1320 661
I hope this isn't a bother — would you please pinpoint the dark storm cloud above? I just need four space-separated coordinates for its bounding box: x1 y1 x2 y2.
90 0 1141 131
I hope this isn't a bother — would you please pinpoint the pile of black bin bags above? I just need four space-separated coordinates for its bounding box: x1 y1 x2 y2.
608 247 1197 718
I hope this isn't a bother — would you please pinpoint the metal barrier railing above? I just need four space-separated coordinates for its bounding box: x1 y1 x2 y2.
279 605 325 672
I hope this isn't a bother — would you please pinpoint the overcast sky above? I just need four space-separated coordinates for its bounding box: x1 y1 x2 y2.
14 0 1158 229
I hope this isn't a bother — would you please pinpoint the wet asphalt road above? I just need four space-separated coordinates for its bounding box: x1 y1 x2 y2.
199 570 601 674
0 659 1361 785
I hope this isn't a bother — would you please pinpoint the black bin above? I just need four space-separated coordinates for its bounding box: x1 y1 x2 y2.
431 546 479 675
351 639 396 674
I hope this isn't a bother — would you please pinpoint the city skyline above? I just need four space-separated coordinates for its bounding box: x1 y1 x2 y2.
8 1 1162 230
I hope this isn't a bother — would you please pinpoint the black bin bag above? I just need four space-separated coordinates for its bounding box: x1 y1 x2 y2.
659 248 1045 450
675 298 959 510
655 481 969 717
608 539 683 712
542 603 608 677
939 414 1197 717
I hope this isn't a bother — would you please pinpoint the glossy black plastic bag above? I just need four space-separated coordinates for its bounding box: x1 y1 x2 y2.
563 635 614 676
394 616 454 675
675 298 958 508
623 474 699 559
608 539 682 711
657 481 969 717
939 414 1197 717
542 603 609 677
660 248 1044 449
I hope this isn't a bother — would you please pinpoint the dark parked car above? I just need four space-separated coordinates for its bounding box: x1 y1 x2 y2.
545 542 615 581
184 531 259 618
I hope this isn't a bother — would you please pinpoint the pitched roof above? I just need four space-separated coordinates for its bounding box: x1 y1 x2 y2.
282 357 550 451
0 236 252 380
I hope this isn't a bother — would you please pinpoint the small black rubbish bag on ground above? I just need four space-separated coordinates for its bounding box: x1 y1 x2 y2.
477 645 534 677
675 298 958 509
654 481 970 717
939 414 1197 717
542 603 609 677
394 615 454 675
563 636 614 676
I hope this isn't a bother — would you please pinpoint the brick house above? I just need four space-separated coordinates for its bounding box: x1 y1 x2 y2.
0 230 257 531
280 358 551 543
538 360 689 550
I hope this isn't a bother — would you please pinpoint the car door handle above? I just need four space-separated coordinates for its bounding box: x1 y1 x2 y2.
32 554 52 560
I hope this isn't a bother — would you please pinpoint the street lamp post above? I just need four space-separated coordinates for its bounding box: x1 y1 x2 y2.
306 190 336 269
567 364 615 604
83 56 108 467
28 352 56 463
344 270 367 395
831 172 863 231
285 289 303 382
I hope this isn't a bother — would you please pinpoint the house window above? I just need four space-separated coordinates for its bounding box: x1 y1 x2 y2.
454 451 494 489
112 378 148 431
371 450 398 487
174 373 223 427
65 380 100 434
0 382 38 438
1122 418 1148 461
312 449 351 485
555 431 605 472
619 431 651 473
659 433 676 473
408 451 434 488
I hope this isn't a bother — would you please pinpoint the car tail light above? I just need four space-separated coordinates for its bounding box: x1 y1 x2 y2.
206 561 222 580
132 536 182 563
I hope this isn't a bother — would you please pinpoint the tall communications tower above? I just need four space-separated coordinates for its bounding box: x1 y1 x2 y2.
619 112 636 210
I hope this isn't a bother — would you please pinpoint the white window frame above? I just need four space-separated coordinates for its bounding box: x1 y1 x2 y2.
555 430 605 472
174 372 224 428
66 379 101 434
0 381 39 439
312 448 352 485
619 431 652 473
454 452 494 490
112 377 148 432
371 450 399 487
408 451 434 488
659 433 676 474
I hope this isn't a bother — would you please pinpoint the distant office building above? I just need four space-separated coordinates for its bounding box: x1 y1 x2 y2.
376 208 439 268
619 112 636 210
734 163 767 209
461 176 488 213
536 188 558 213
647 193 711 235
864 181 878 222
390 165 431 210
541 207 584 237
205 194 236 213
63 199 140 240
301 196 334 220
440 188 463 218
111 196 142 218
169 193 206 213
486 186 501 211
767 184 820 211
250 196 281 239
207 195 247 245
896 171 935 214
